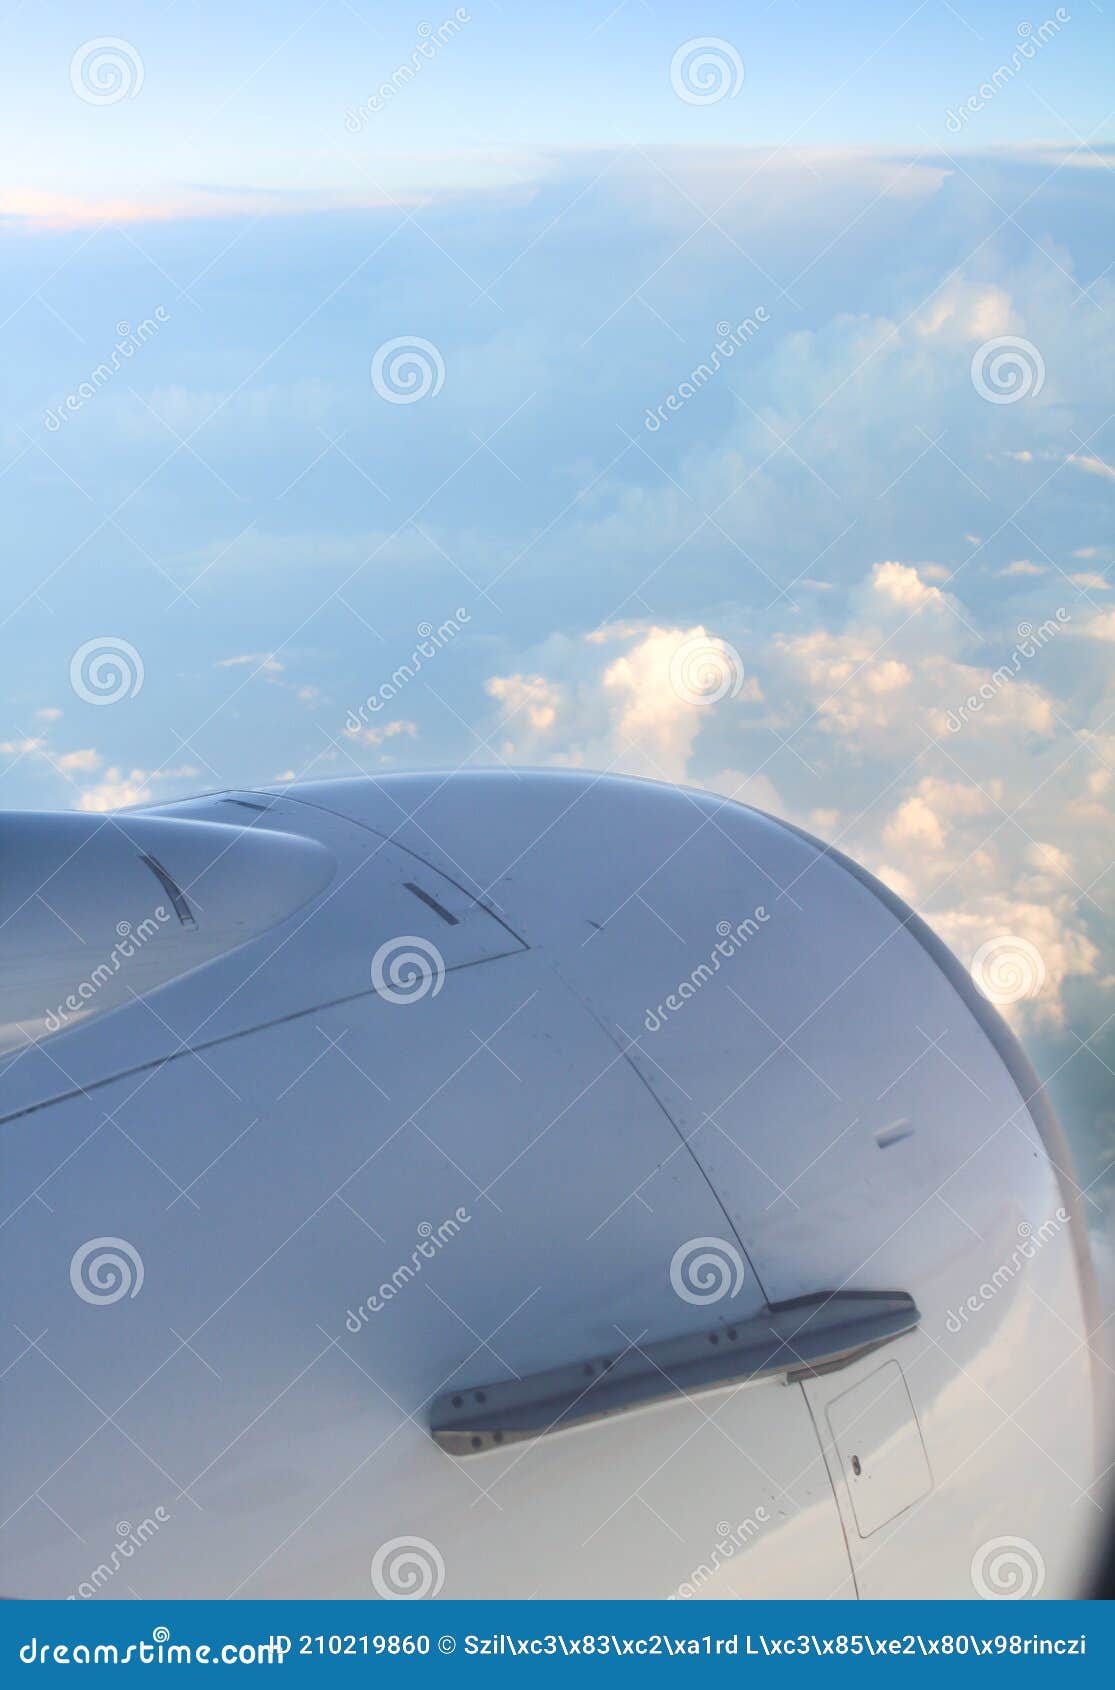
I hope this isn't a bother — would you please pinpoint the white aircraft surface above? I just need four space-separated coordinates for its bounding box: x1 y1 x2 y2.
0 771 1100 1599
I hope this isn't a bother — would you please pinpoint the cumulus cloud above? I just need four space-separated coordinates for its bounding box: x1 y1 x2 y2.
485 625 760 781
871 560 948 610
998 560 1046 578
476 557 1106 1030
74 767 156 812
344 719 419 748
55 748 102 773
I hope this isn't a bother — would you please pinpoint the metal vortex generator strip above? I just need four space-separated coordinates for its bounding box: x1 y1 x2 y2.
430 1289 920 1454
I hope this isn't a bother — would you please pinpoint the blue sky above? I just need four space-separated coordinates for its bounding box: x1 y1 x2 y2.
3 0 1113 210
2 2 1113 1216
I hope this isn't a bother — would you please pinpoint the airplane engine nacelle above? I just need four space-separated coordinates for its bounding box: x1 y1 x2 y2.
0 771 1099 1600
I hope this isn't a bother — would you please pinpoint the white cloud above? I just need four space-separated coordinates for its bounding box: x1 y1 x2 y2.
915 280 1013 342
1077 610 1115 643
55 748 102 774
870 559 949 612
217 652 284 672
997 560 1046 578
1068 453 1115 483
345 719 419 748
75 767 155 812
